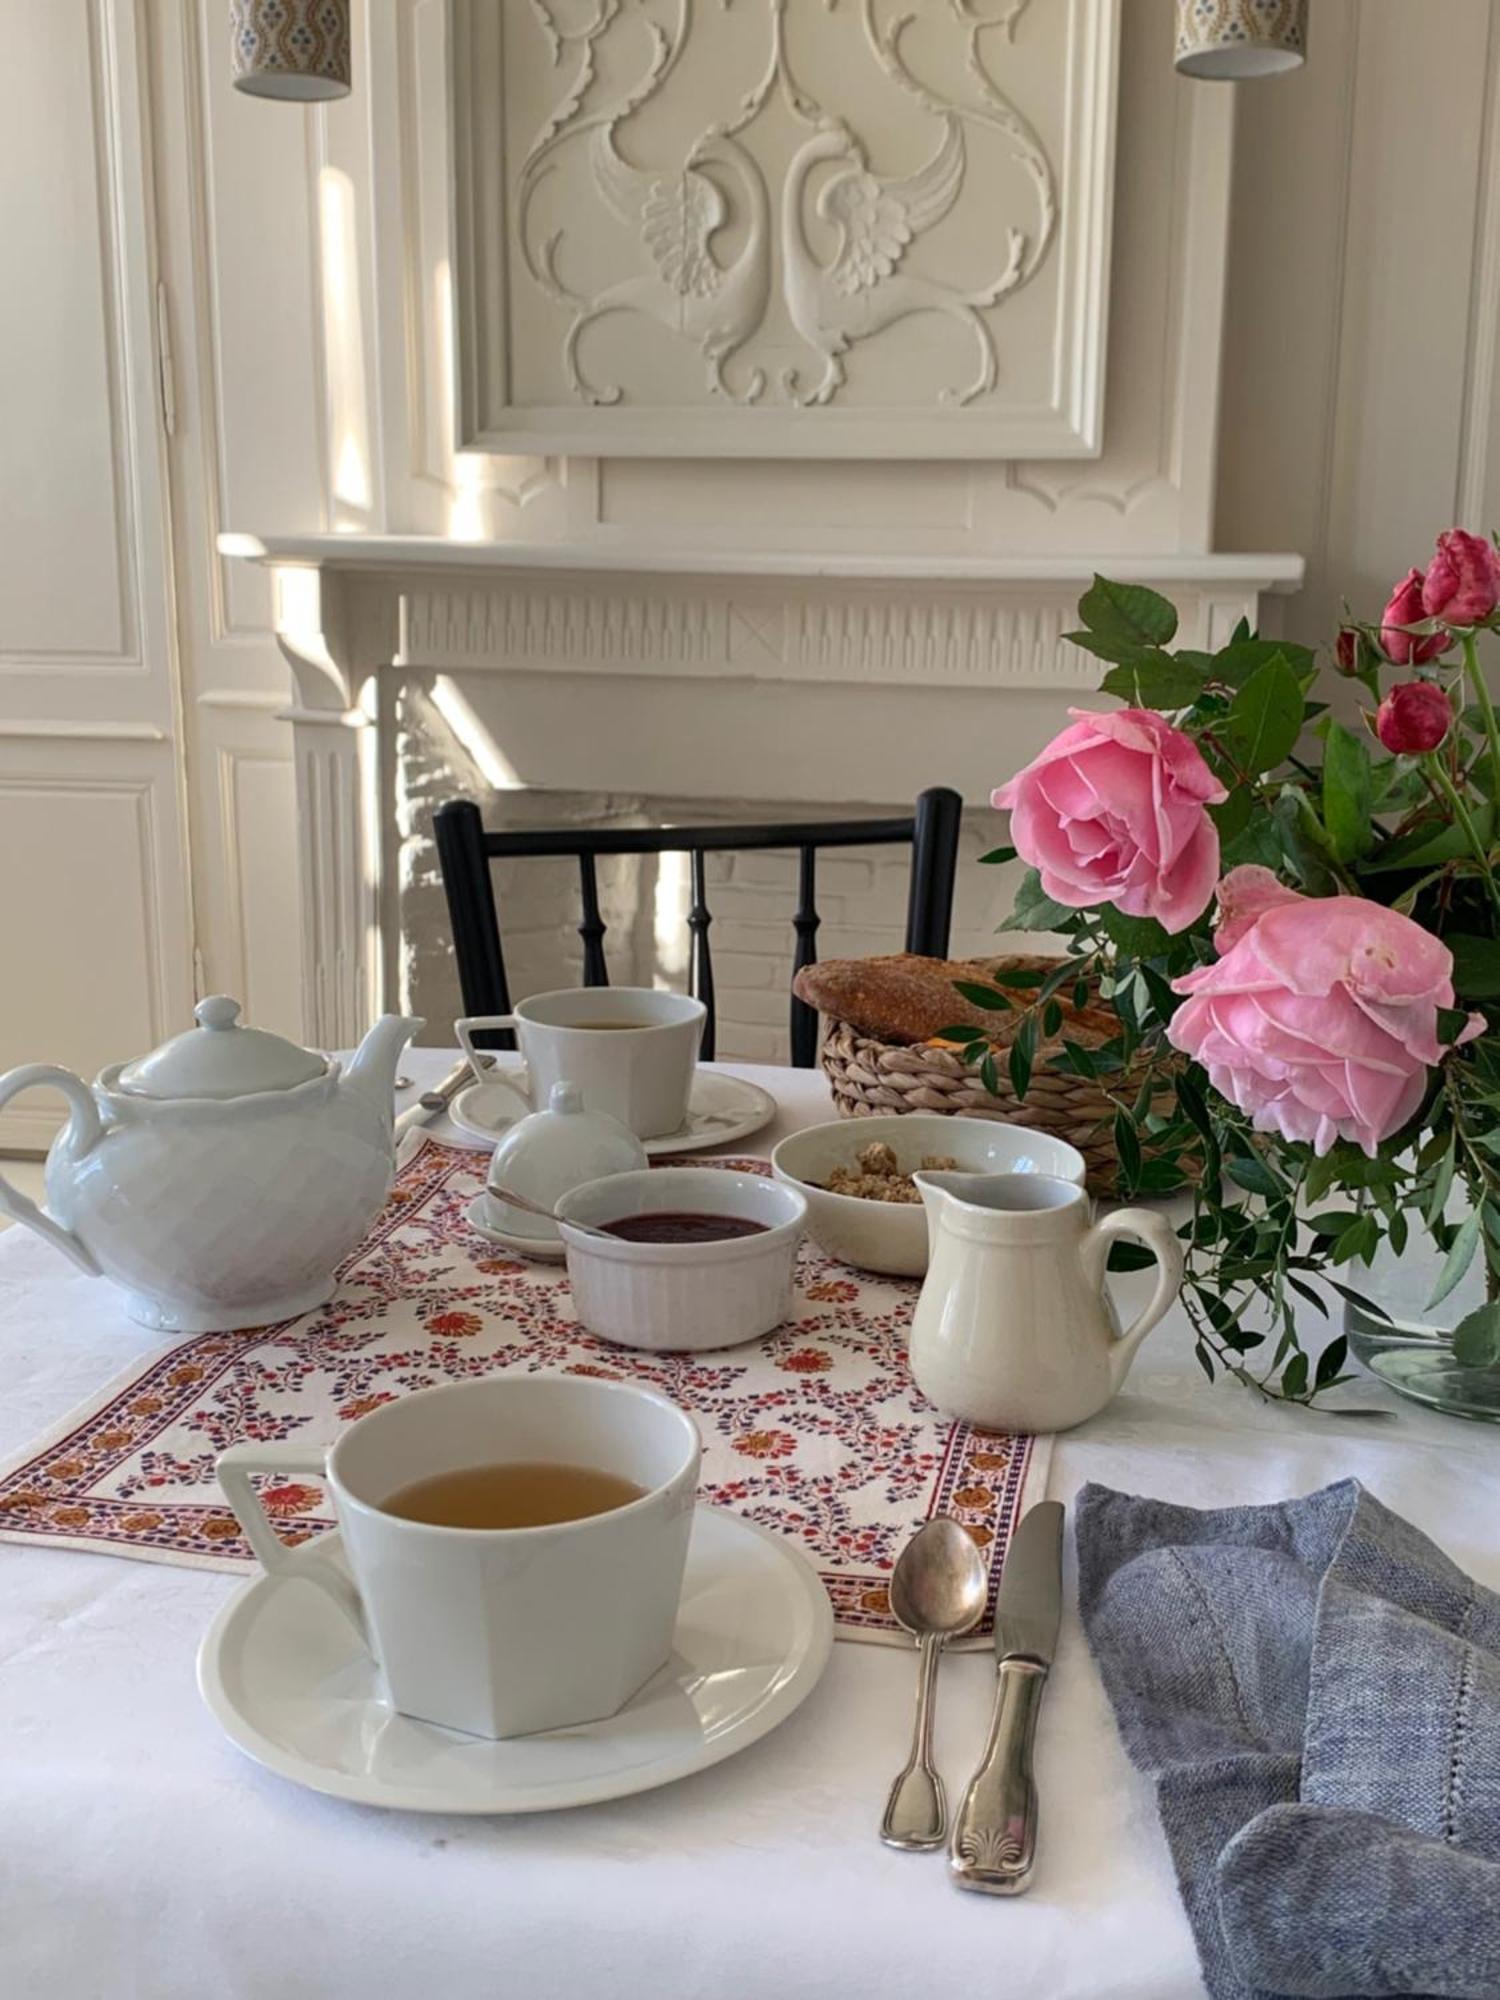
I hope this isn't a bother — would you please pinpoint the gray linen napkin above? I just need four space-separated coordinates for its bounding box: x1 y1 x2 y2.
1075 1480 1500 2000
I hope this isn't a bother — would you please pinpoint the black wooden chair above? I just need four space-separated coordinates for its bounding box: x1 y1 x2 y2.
432 789 963 1067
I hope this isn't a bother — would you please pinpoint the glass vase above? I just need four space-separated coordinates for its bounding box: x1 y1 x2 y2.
1343 1206 1500 1421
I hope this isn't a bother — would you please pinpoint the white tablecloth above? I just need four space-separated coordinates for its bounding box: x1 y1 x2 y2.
2 1054 1493 2000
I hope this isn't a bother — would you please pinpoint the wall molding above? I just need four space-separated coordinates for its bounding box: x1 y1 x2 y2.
449 0 1120 458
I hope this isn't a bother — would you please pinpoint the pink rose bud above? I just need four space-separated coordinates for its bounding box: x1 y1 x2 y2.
1422 528 1500 626
992 708 1227 934
1169 878 1483 1157
1375 680 1451 755
1334 628 1359 675
1381 568 1451 665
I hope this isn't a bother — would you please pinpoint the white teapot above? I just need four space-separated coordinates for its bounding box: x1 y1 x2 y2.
0 997 422 1334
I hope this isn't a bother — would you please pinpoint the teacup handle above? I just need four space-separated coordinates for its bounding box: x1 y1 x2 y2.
217 1442 368 1642
1081 1207 1185 1389
453 1015 534 1115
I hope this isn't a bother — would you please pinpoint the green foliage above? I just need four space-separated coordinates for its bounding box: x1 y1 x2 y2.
1224 657 1306 774
958 573 1500 1408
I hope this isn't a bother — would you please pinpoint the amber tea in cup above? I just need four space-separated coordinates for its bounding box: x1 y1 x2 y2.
381 1460 644 1530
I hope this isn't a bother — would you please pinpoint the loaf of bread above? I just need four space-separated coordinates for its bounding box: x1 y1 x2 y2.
793 954 1117 1047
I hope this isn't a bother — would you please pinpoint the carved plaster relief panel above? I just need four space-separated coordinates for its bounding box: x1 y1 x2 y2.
450 0 1119 458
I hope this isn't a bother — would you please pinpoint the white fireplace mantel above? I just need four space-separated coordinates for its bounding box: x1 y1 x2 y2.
223 531 1303 1046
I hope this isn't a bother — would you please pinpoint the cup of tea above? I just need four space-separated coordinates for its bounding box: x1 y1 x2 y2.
216 1375 701 1739
457 987 706 1140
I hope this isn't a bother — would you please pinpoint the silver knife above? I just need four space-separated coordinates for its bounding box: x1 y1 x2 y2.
949 1500 1064 1895
393 1056 480 1139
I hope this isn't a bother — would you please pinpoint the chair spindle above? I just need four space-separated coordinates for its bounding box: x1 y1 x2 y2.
577 854 609 986
687 850 716 1062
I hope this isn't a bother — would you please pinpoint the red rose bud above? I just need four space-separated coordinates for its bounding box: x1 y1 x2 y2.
1375 680 1452 754
1381 568 1451 665
1334 628 1359 675
1422 528 1500 626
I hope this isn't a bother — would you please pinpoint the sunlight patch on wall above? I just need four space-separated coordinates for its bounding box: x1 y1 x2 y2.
319 166 372 521
653 848 691 988
431 675 523 791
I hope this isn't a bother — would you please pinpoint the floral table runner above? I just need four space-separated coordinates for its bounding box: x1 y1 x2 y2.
0 1139 1049 1643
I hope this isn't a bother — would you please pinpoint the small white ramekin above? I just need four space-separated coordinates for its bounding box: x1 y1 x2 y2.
554 1167 807 1352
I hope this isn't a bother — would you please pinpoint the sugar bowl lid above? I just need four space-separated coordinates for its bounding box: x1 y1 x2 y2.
116 996 327 1100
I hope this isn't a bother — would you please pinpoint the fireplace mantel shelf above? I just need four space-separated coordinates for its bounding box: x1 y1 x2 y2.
219 529 1305 1054
221 531 1304 591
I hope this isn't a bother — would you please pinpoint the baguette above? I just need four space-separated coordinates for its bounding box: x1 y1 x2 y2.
792 953 1116 1047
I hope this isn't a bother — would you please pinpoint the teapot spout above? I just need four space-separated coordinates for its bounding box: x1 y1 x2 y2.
344 1014 423 1129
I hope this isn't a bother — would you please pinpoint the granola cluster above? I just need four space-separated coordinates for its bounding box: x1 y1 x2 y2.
822 1140 956 1204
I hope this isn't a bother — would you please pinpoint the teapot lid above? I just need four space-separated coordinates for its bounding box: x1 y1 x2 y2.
116 996 327 1100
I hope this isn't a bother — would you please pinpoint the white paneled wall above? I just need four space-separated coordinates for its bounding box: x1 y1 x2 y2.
0 0 194 1148
1219 0 1500 642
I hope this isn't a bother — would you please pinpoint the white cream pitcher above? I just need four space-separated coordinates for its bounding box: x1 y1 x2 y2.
909 1172 1184 1433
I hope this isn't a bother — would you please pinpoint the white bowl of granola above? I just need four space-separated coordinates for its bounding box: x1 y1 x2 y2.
771 1114 1086 1278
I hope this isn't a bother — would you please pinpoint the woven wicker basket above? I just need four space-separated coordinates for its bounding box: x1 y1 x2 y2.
816 955 1170 1195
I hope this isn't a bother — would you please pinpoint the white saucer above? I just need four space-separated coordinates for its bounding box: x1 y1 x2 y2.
197 1506 832 1814
450 1066 776 1158
462 1194 566 1263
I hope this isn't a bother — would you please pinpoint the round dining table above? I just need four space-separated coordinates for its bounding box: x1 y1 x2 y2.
1 1050 1492 2000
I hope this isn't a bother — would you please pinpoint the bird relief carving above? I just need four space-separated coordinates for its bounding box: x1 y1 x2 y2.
515 0 1060 415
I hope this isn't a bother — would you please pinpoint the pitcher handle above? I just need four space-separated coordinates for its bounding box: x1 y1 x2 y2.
217 1442 368 1643
1081 1207 1185 1392
0 1065 103 1276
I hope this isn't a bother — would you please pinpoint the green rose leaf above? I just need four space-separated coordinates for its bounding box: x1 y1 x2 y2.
1453 1302 1500 1367
1098 653 1207 710
1065 577 1178 665
1364 804 1497 871
1322 720 1375 862
1211 637 1317 688
1211 788 1253 843
1448 933 1500 998
978 845 1017 866
1274 787 1340 894
1004 868 1077 933
1098 906 1173 957
1225 656 1304 774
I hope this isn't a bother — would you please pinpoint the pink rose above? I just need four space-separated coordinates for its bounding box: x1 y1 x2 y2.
1375 680 1451 755
1422 529 1500 626
1380 569 1451 666
992 709 1227 934
1168 869 1482 1157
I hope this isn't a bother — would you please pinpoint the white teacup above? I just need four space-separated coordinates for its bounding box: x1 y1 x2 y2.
217 1375 701 1740
457 987 706 1141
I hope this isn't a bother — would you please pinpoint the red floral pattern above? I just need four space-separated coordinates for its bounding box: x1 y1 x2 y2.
0 1140 1046 1642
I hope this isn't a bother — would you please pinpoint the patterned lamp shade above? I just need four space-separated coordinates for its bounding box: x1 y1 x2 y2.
230 0 351 102
1175 0 1307 79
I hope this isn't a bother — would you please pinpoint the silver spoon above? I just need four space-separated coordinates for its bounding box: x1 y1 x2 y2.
486 1182 618 1243
880 1516 988 1850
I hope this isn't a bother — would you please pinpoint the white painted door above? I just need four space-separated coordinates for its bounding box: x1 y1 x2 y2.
0 0 195 1149
144 0 324 1043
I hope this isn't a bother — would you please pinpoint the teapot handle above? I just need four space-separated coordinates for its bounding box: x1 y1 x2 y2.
1081 1207 1184 1392
0 1065 103 1276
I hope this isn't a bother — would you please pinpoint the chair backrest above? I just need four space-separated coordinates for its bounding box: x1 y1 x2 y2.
432 788 963 1067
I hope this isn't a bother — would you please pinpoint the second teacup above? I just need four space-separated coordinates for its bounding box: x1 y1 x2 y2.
457 986 705 1140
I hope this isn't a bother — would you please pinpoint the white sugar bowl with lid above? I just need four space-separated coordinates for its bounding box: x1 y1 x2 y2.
0 996 422 1334
481 1081 647 1254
